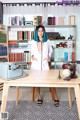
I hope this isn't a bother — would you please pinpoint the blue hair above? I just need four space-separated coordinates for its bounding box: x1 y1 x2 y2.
34 25 47 42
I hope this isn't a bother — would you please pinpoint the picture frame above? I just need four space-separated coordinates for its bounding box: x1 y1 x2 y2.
69 15 76 25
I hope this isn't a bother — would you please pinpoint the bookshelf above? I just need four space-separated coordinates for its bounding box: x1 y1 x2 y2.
8 25 34 69
48 25 76 69
0 24 8 62
0 24 8 92
7 13 77 69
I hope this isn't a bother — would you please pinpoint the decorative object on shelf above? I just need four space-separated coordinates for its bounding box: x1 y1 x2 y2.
64 52 68 62
47 32 65 40
67 41 75 48
72 52 75 62
56 42 67 48
68 35 73 40
47 32 60 40
25 21 33 26
56 35 65 40
69 15 76 25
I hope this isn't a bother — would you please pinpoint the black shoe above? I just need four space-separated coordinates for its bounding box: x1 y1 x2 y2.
37 99 43 106
54 100 59 107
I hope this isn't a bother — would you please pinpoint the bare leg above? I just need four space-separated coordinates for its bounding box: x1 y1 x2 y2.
32 87 35 102
36 87 43 106
50 88 58 100
36 87 41 99
50 87 59 107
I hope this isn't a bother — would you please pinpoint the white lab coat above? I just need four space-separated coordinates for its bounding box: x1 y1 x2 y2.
31 40 53 70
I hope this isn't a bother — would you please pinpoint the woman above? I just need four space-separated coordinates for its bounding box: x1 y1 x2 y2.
31 25 59 106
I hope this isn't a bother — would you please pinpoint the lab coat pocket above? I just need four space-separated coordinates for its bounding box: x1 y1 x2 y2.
31 60 39 70
43 60 49 70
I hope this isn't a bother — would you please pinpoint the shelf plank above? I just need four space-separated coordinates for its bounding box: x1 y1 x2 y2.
8 25 35 28
53 47 75 49
0 24 6 28
0 43 7 46
8 40 31 42
15 61 31 64
50 39 76 41
0 56 8 58
45 25 76 28
8 25 76 28
0 30 7 34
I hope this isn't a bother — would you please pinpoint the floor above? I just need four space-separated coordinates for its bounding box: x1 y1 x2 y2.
0 87 75 101
0 87 76 119
5 101 78 120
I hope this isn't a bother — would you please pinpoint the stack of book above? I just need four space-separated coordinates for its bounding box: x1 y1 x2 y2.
47 17 65 25
0 32 6 43
33 16 42 26
0 46 7 56
9 31 34 41
9 51 31 62
9 16 25 26
47 17 55 25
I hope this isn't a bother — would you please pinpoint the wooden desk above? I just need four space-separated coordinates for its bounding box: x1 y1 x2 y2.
0 70 80 119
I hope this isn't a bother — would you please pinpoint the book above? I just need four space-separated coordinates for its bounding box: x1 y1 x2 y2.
57 17 65 25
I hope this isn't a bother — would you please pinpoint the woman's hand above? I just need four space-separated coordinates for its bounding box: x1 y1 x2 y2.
44 56 50 62
32 55 37 61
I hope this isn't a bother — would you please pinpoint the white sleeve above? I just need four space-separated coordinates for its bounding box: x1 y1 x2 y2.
47 40 53 58
31 40 34 57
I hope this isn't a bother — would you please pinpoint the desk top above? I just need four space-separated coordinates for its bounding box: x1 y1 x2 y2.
0 70 80 85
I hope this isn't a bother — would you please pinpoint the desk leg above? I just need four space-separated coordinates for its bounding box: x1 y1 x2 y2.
74 85 80 120
16 87 19 106
32 87 35 102
1 83 9 112
68 88 72 108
